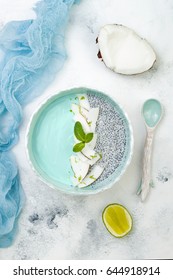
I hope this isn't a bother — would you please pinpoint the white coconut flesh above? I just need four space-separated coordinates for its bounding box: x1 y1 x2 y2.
73 111 91 133
79 151 101 166
71 104 99 134
88 133 97 149
70 94 104 188
78 165 104 188
87 108 99 132
71 103 90 133
85 153 101 166
70 156 90 185
98 24 156 75
81 147 96 160
71 103 88 119
78 94 90 110
77 152 88 163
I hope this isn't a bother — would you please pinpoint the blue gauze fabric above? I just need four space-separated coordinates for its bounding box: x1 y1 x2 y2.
0 152 25 248
0 0 79 247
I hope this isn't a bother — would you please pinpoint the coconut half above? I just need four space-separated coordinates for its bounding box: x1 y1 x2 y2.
97 24 156 75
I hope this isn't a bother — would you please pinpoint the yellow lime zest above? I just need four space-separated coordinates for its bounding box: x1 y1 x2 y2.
90 154 97 159
78 176 82 182
80 96 85 100
79 106 83 116
89 175 96 180
80 181 86 185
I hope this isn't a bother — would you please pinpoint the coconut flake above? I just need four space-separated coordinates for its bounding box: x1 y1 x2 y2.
88 133 97 149
70 156 90 184
71 103 88 119
78 165 104 188
70 94 103 188
73 108 91 133
78 152 101 166
81 146 101 166
78 94 90 110
81 147 96 160
87 108 99 132
86 153 101 166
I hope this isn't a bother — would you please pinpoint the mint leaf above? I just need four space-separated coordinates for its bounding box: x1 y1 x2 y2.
85 132 93 143
73 142 85 153
74 121 86 141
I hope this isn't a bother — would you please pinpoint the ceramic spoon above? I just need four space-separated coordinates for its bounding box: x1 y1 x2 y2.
140 99 163 202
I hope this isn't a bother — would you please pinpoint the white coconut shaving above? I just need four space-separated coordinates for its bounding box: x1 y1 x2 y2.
98 24 156 75
70 95 103 187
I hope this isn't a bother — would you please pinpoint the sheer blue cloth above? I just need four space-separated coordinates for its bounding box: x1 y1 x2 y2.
0 152 25 248
0 0 79 247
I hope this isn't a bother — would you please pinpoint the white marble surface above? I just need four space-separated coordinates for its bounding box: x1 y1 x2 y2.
0 0 173 260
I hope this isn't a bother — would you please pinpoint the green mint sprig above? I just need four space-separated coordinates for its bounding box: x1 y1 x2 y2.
73 121 93 152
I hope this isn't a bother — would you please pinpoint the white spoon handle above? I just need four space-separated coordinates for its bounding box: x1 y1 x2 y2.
141 128 154 201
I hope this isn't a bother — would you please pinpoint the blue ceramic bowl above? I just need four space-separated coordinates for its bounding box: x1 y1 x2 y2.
26 88 133 195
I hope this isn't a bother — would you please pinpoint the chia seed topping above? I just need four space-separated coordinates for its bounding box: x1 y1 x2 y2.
87 92 127 183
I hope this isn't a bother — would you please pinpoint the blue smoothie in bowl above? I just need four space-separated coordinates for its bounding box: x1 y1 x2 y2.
26 87 133 195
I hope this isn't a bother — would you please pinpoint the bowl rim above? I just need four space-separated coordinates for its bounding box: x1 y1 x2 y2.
25 87 134 196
